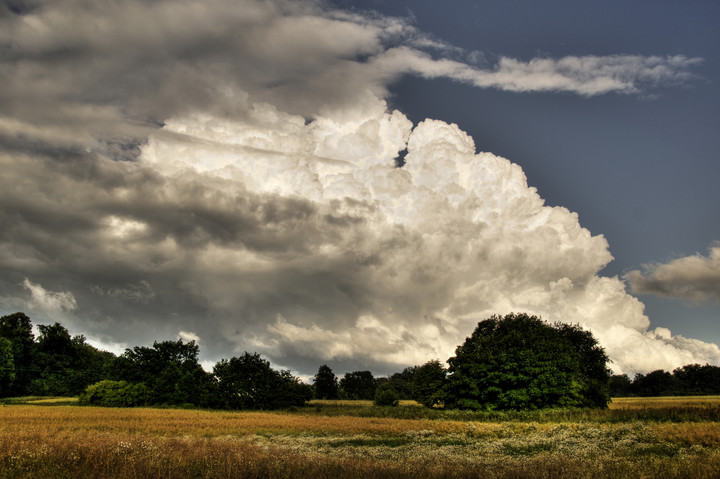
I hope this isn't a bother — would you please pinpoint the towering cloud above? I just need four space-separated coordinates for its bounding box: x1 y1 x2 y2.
0 0 716 375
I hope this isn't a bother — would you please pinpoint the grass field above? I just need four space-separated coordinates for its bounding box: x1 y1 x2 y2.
1 397 719 478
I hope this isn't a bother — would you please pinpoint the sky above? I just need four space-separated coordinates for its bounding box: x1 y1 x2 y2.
1 0 719 378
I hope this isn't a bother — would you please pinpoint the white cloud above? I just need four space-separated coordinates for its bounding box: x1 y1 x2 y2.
23 278 77 313
626 243 720 302
0 0 713 376
134 93 720 375
178 330 201 344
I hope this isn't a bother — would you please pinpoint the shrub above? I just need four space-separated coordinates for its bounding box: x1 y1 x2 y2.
78 380 151 407
373 383 399 407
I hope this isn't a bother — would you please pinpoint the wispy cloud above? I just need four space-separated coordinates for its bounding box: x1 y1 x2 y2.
626 243 720 302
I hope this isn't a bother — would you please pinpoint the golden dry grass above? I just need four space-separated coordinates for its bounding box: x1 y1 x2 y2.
1 399 720 478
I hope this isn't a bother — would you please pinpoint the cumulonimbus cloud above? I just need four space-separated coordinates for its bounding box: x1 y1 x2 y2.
626 244 720 302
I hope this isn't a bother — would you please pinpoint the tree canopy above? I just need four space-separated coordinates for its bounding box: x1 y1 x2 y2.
313 364 339 400
443 313 611 410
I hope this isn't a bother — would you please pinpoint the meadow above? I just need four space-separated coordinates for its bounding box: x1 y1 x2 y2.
1 397 720 478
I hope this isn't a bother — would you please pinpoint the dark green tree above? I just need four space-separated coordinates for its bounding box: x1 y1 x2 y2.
112 339 215 407
412 359 446 407
0 312 35 396
0 337 15 397
444 313 611 410
313 364 339 399
632 369 678 397
609 374 633 397
340 370 376 400
213 352 310 409
672 364 720 395
388 366 416 399
373 383 399 406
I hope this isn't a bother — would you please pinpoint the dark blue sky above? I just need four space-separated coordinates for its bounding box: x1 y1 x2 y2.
339 0 720 345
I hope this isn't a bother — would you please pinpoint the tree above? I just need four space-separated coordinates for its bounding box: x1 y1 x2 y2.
373 383 399 406
313 364 339 399
214 352 310 410
112 339 215 407
0 312 35 396
632 369 678 397
28 323 115 397
388 366 416 399
609 374 633 397
0 337 15 397
443 313 611 410
412 359 446 407
340 370 376 400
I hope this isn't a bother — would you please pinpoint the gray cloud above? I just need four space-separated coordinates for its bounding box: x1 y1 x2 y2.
0 0 716 376
626 244 720 303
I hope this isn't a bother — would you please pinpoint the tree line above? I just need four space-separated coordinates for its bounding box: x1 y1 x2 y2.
3 311 719 410
609 364 720 397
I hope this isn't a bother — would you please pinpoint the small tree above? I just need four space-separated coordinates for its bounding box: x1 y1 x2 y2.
444 313 611 410
313 364 339 399
373 383 399 406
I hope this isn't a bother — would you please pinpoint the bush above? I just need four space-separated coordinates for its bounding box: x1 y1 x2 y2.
373 383 399 407
78 380 151 407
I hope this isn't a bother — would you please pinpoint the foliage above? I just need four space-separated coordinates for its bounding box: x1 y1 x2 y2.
111 339 216 407
373 383 399 406
214 352 310 409
313 364 339 399
444 313 611 410
27 323 115 397
0 312 35 396
610 364 720 397
386 366 416 399
78 380 151 407
412 359 446 407
340 370 376 400
0 337 15 396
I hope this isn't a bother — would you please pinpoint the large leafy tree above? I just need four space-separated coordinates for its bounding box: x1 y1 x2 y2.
444 313 611 410
112 339 215 407
340 370 376 400
214 352 311 409
313 364 339 399
29 322 115 396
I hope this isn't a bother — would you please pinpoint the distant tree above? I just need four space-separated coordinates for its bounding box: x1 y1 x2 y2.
0 337 15 397
313 364 339 399
632 370 679 397
412 359 446 407
27 323 113 396
609 374 633 397
373 383 399 407
112 339 214 407
214 352 310 410
0 312 35 396
388 366 416 399
673 364 720 395
443 313 611 410
340 370 376 400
